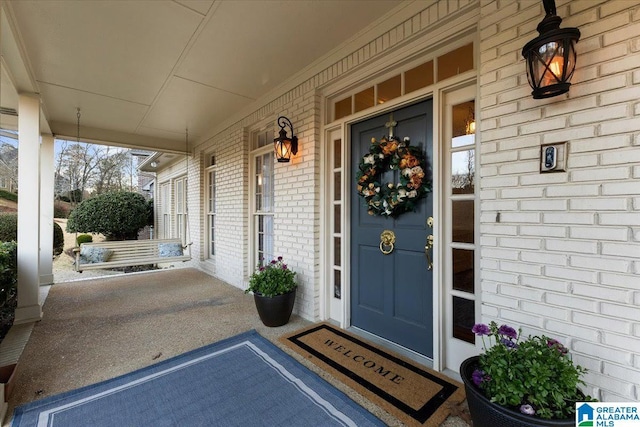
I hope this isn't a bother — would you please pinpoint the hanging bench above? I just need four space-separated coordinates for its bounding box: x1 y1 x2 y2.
73 238 191 272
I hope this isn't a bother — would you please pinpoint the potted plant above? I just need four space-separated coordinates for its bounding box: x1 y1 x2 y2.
460 321 593 427
245 257 297 327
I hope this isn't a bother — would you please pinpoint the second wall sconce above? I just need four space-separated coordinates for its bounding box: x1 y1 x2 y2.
274 116 298 163
522 0 580 99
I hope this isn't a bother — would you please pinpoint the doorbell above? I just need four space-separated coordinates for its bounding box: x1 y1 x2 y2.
540 142 567 172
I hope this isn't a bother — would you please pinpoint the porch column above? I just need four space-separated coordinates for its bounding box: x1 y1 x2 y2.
39 134 54 285
14 93 42 324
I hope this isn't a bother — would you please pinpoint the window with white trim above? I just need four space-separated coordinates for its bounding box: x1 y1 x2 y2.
160 182 171 239
252 130 274 267
205 155 216 257
175 176 187 244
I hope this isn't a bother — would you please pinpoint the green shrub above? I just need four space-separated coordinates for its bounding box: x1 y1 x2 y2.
0 241 17 309
0 214 66 254
0 190 17 203
0 214 17 242
67 191 149 240
53 222 64 256
76 234 93 245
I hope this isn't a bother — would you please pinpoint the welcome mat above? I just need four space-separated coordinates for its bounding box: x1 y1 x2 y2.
282 323 466 427
12 330 384 427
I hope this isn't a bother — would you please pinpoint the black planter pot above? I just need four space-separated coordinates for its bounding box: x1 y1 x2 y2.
253 288 296 327
460 356 575 427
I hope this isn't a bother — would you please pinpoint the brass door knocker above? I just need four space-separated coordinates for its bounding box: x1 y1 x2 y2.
380 230 395 255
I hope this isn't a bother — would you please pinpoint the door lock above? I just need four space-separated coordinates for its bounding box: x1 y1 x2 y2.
425 216 434 270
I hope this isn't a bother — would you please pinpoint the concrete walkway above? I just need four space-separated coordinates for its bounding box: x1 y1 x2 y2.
2 268 469 426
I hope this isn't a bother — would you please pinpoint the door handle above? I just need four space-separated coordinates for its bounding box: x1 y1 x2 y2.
425 216 434 270
425 234 434 270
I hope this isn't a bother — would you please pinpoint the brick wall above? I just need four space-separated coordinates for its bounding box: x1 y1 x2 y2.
479 0 640 401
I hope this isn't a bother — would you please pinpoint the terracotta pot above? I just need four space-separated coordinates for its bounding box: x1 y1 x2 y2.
253 288 296 327
460 356 575 427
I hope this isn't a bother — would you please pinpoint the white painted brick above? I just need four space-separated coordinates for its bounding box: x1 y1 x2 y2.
573 311 631 334
545 292 598 312
520 172 568 186
567 153 598 168
498 237 541 250
521 301 568 321
570 134 630 153
500 262 543 277
574 283 630 304
546 319 599 342
480 304 499 318
570 226 629 242
601 182 640 196
543 212 594 225
481 247 519 261
601 117 640 136
546 184 600 197
480 141 498 155
571 166 629 182
570 104 628 126
499 309 544 328
482 150 518 165
584 372 636 399
481 102 519 119
599 212 640 225
499 109 542 127
496 212 541 224
601 148 640 165
601 0 636 18
569 198 628 211
519 225 566 238
480 125 519 142
521 250 568 267
571 254 629 273
500 187 544 199
542 125 597 144
601 272 640 290
546 265 597 283
603 332 640 353
482 292 519 309
546 239 597 254
578 42 627 68
480 224 518 235
520 199 567 211
601 302 640 320
602 242 640 258
571 74 627 98
519 117 566 135
480 175 519 188
481 270 519 285
573 340 632 366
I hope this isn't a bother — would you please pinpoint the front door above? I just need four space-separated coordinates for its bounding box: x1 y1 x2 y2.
350 100 434 357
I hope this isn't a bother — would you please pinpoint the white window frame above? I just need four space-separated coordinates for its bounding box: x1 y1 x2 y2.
174 176 187 244
205 156 216 258
160 181 171 239
250 129 275 268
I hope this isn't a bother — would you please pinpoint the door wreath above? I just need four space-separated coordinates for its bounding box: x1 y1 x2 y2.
356 136 431 217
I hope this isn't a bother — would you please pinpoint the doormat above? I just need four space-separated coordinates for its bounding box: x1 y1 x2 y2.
281 323 466 427
12 330 385 427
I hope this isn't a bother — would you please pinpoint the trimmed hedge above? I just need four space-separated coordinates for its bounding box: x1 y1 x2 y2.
0 241 17 309
0 190 17 203
67 191 149 240
0 214 65 255
76 234 93 245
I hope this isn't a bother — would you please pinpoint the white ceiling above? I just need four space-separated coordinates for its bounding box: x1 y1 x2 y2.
2 0 404 152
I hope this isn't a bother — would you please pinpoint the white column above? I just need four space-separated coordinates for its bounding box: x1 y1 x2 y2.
39 134 54 285
14 93 42 324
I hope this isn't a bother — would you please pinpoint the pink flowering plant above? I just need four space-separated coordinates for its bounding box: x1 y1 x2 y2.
245 257 296 298
471 321 591 420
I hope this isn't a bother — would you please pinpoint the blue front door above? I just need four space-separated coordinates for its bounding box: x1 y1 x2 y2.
350 100 434 357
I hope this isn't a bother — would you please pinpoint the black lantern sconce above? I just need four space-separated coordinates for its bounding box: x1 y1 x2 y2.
522 0 580 99
274 116 298 163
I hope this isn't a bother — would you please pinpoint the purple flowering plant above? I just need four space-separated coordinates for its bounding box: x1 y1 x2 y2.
245 257 297 297
471 321 591 420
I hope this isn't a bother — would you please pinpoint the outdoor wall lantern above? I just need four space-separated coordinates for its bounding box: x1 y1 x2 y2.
274 116 298 163
522 0 580 99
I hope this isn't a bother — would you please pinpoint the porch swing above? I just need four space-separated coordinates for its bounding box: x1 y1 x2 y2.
74 124 193 272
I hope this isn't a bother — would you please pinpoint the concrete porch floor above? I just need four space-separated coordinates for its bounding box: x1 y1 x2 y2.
1 268 469 426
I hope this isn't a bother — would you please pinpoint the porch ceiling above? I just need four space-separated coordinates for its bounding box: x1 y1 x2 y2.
1 0 403 152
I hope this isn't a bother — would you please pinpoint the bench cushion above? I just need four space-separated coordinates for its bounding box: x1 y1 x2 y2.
79 246 114 264
158 242 183 257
